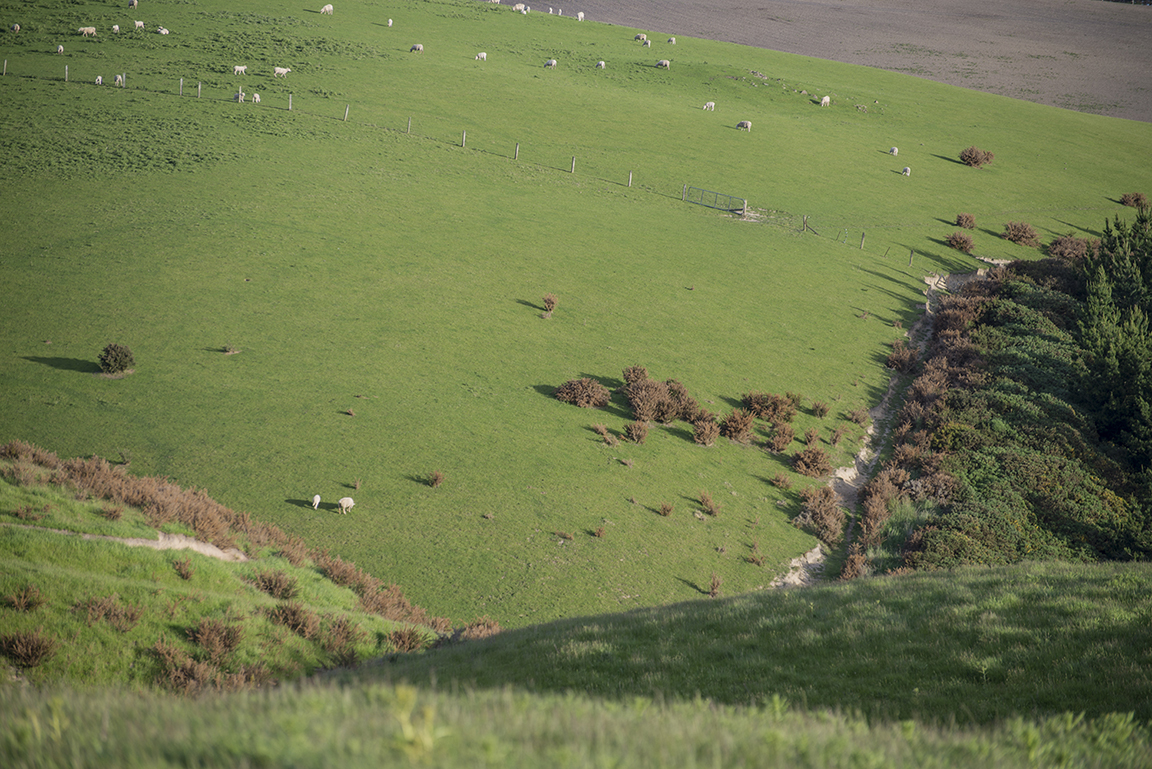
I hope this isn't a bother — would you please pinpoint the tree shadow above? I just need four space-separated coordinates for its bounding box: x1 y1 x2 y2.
675 576 708 595
516 298 545 312
22 356 101 373
930 153 966 166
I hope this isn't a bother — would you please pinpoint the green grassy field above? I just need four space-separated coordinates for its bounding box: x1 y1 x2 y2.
2 0 1150 633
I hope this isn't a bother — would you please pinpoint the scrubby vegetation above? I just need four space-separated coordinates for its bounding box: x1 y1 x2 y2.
947 230 974 253
959 146 995 168
555 378 611 408
1002 221 1041 247
956 212 976 229
97 343 135 375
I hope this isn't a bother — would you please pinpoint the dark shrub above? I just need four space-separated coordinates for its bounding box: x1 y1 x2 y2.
187 618 244 665
720 408 755 443
1002 221 1041 248
173 558 195 581
959 146 994 168
621 365 648 386
812 401 830 418
428 471 444 488
956 212 976 229
74 594 143 632
708 572 722 598
98 504 123 521
770 473 792 489
848 408 870 427
266 601 320 639
794 447 833 477
700 490 721 516
251 569 298 600
794 486 845 544
98 343 135 374
322 616 367 667
840 544 867 580
593 527 606 538
658 502 674 517
1047 233 1092 260
693 420 719 447
743 392 797 423
5 585 46 612
625 378 672 422
947 231 974 253
624 421 648 444
1 628 58 668
1120 192 1147 208
830 426 848 447
887 339 917 373
555 378 611 408
543 293 557 313
389 627 427 653
804 428 820 446
767 423 795 452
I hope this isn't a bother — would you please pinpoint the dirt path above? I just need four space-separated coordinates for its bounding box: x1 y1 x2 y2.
2 523 248 562
572 0 1152 123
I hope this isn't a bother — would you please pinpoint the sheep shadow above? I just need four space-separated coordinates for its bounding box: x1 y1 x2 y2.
22 356 102 373
287 498 340 512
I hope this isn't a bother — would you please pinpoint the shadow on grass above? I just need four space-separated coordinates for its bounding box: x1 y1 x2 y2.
930 153 967 166
22 356 102 373
516 299 545 312
675 576 708 595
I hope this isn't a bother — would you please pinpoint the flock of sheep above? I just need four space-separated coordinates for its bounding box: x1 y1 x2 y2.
312 494 355 514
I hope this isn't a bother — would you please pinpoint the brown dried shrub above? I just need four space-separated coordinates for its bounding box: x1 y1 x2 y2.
743 392 797 423
720 408 755 443
98 504 123 521
323 615 367 667
389 627 428 653
625 379 672 422
1 628 58 668
959 146 994 168
251 569 298 600
947 231 974 253
804 428 820 447
187 618 244 666
794 447 833 478
1002 221 1041 248
840 544 867 580
1120 192 1148 208
812 401 830 418
708 572 722 598
622 365 649 386
6 584 46 612
74 594 143 632
624 421 649 444
768 423 795 452
830 426 848 447
658 502 674 517
700 490 721 517
887 339 917 373
173 558 195 581
543 293 557 313
555 530 574 540
693 419 720 447
794 486 845 545
266 601 320 639
555 378 611 408
593 526 606 538
848 409 870 427
770 473 792 490
152 637 218 695
428 471 444 488
1047 233 1093 260
592 424 609 438
12 504 49 521
458 616 502 642
956 212 976 229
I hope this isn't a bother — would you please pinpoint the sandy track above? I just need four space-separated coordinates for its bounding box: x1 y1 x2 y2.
571 0 1152 123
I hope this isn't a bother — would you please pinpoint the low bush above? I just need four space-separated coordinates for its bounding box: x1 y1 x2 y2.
1047 233 1094 260
322 616 367 667
555 378 610 408
5 584 46 612
266 602 320 639
700 490 721 516
848 409 870 427
621 365 648 386
794 486 845 544
187 618 244 666
456 616 502 642
389 627 427 653
542 293 557 313
956 212 976 229
74 594 143 632
658 502 674 517
99 504 123 521
947 231 974 254
804 428 820 446
794 447 833 477
743 392 797 423
959 146 994 168
770 473 792 489
708 572 722 598
1002 221 1041 248
625 378 673 422
767 423 795 452
693 419 719 446
1120 192 1147 208
887 339 917 373
0 628 58 668
172 558 195 581
251 569 298 600
428 470 444 488
830 426 848 447
812 401 830 418
839 543 867 580
98 342 135 374
624 420 648 444
720 408 755 443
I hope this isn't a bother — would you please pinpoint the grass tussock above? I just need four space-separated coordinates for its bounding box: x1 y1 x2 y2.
5 584 47 612
172 558 195 581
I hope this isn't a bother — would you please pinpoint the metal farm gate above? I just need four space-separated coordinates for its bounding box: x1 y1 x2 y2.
682 185 747 214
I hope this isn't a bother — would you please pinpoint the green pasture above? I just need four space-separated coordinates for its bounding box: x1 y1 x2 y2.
2 0 1151 628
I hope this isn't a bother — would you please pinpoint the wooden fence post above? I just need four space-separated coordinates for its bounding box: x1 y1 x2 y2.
883 246 891 259
180 78 183 96
197 82 201 98
801 215 808 232
908 249 914 266
571 156 576 173
628 171 632 188
407 116 411 133
343 104 349 121
65 65 68 82
860 231 865 250
514 142 519 160
3 60 7 76
461 129 466 147
288 94 293 111
682 184 687 201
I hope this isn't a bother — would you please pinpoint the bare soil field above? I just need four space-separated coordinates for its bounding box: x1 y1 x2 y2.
574 0 1152 123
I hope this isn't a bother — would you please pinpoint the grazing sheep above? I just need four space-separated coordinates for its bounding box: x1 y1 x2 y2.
78 26 96 36
820 95 830 107
320 3 333 14
409 44 423 53
56 45 64 54
128 0 137 7
112 25 119 33
387 19 392 26
902 166 911 176
889 147 898 156
668 36 675 44
157 27 169 34
337 497 354 514
11 23 18 33
595 60 605 69
273 66 291 76
635 33 646 41
545 58 557 68
703 101 715 110
95 75 102 85
656 59 670 68
737 120 752 131
475 52 486 61
233 65 247 75
114 74 123 86
643 39 651 47
513 2 525 9
252 92 260 103
134 20 144 29
235 90 244 103
577 11 584 20
312 494 321 509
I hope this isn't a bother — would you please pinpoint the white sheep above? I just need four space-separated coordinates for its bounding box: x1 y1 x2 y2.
252 92 260 103
820 95 830 107
114 74 123 86
112 25 119 33
157 27 169 34
273 66 291 76
737 120 752 131
703 101 715 110
56 44 64 54
95 75 102 85
387 19 392 26
635 33 646 41
656 59 670 68
234 65 247 75
409 44 423 53
890 147 898 156
595 60 605 69
320 3 333 14
475 52 486 61
512 2 525 9
337 497 355 514
235 90 244 103
902 166 911 176
128 0 137 7
312 494 321 509
577 11 584 20
668 36 675 44
643 39 651 47
78 27 96 36
11 23 18 33
545 58 557 68
134 20 144 29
